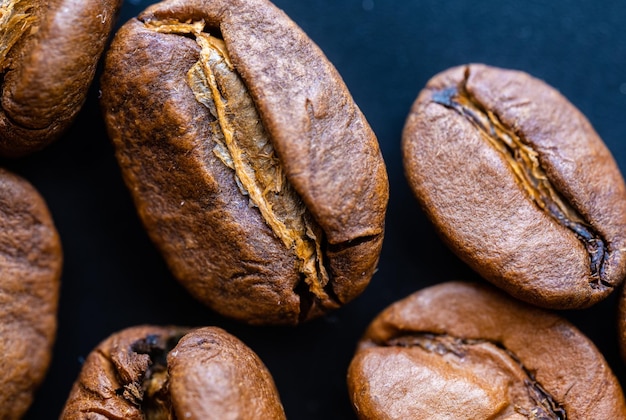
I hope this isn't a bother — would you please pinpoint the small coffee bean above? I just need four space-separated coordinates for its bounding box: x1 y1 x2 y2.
101 0 388 324
0 168 62 419
402 64 626 309
347 281 626 419
61 326 286 419
0 0 122 156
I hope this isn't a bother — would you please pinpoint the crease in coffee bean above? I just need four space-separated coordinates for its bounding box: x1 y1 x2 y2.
142 18 334 303
94 333 184 418
326 233 381 253
385 333 567 419
130 332 186 419
430 71 610 289
0 0 36 74
295 268 343 323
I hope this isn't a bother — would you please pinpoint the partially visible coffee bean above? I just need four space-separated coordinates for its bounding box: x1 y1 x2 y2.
101 0 388 325
0 0 122 156
61 326 286 419
347 281 626 419
0 168 62 419
402 64 626 309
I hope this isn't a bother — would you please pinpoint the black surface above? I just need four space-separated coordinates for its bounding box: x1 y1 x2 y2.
9 0 626 418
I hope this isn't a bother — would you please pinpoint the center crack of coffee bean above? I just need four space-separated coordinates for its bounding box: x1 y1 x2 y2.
0 0 36 74
386 333 567 420
130 333 184 420
142 18 331 301
431 72 609 289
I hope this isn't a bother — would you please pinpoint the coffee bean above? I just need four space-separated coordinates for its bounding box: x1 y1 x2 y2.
347 281 626 419
402 64 626 309
0 168 62 419
0 0 122 156
61 326 286 419
100 0 388 325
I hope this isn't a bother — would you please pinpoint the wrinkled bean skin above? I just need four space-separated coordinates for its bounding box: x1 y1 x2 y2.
347 281 626 419
0 0 122 157
101 0 388 325
402 64 626 309
0 168 62 419
60 326 286 420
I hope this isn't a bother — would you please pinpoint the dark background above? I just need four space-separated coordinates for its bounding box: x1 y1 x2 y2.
8 0 626 418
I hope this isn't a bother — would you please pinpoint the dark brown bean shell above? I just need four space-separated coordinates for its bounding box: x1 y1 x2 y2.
0 0 122 157
0 168 62 419
101 0 388 324
60 325 286 419
402 63 626 309
347 281 626 419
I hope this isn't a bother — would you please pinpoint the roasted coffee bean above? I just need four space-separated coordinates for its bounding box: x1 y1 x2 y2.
347 281 626 419
0 0 122 156
402 64 626 309
0 168 62 419
100 0 388 325
61 326 286 419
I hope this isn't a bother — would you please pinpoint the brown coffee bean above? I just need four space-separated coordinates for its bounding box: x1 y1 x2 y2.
61 326 286 419
0 168 62 419
347 281 626 419
100 0 388 325
402 64 626 309
0 0 122 157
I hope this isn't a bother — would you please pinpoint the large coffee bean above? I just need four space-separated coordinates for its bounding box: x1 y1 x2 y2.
402 64 626 309
347 281 626 419
101 0 388 325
